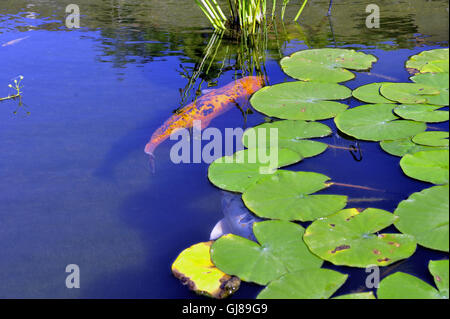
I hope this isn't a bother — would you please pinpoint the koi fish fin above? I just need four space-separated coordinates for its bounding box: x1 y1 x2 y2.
148 153 156 174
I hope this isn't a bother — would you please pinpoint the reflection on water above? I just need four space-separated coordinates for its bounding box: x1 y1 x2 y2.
0 0 448 298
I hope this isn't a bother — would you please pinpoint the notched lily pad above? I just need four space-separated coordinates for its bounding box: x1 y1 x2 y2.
352 82 395 104
380 83 440 104
242 120 331 158
405 48 449 73
377 259 449 299
208 148 301 193
335 104 426 141
172 241 240 298
211 220 323 285
400 150 449 184
242 170 347 221
256 269 348 299
394 104 449 123
303 208 417 268
394 185 449 252
380 138 445 157
413 131 449 147
411 72 449 106
250 81 351 121
280 48 377 83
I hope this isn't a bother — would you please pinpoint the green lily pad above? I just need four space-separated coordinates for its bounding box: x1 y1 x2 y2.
421 60 449 73
394 185 449 252
394 104 449 123
208 148 301 193
256 269 348 299
334 104 427 141
400 150 449 184
406 48 449 73
429 259 449 297
411 72 449 106
303 208 417 268
380 138 445 157
380 83 440 104
242 120 331 158
377 259 449 299
333 292 376 299
242 170 347 221
250 81 351 121
171 241 240 298
413 131 449 147
210 220 323 285
280 48 377 83
352 82 395 104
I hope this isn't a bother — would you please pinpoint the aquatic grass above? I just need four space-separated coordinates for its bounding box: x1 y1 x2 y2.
195 0 309 34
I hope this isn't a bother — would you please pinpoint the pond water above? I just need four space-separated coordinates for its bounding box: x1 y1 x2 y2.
0 0 448 298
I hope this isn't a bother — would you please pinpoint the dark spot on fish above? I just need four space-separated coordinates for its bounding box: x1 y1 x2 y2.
331 245 351 254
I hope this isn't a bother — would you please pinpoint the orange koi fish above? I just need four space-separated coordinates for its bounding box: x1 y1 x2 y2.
144 76 265 157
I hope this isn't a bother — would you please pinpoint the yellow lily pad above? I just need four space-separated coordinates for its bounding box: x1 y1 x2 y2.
172 241 240 298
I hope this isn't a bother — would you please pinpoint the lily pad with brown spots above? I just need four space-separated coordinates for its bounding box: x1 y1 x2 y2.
303 208 417 268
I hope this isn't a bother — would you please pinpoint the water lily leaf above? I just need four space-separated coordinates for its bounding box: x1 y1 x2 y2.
412 131 449 147
352 82 395 104
256 269 348 299
250 81 351 121
242 170 347 221
406 48 449 73
421 60 449 73
280 48 377 83
242 120 331 158
380 138 445 157
210 221 323 285
394 185 449 252
411 72 449 106
171 241 240 298
400 150 449 184
377 272 440 299
303 208 417 268
334 104 427 141
208 148 301 193
429 259 449 297
333 292 376 299
394 104 449 123
380 83 440 104
377 260 449 299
